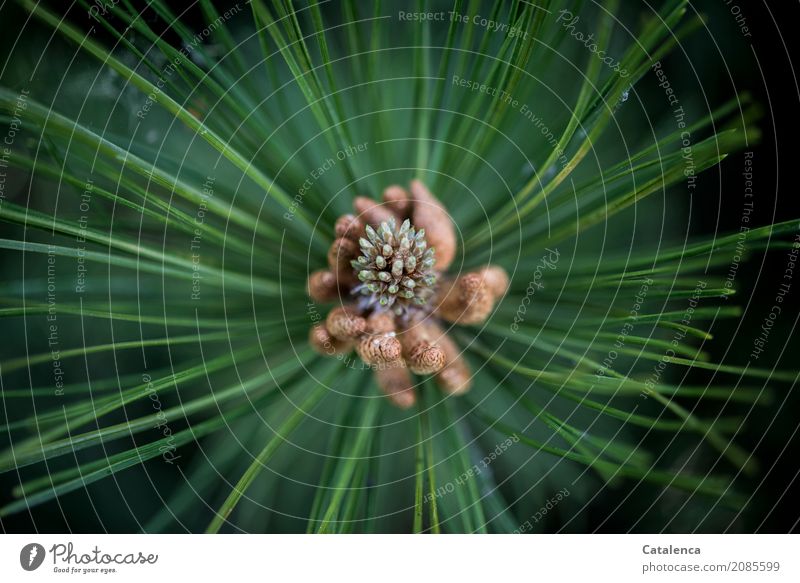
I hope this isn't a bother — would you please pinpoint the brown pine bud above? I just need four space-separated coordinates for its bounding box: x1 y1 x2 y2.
353 196 397 227
356 333 402 365
382 185 411 218
366 311 396 334
327 237 358 270
326 306 366 340
309 324 352 356
406 342 445 374
398 316 446 375
424 322 471 395
327 237 359 286
307 270 339 302
409 179 456 270
436 272 494 325
479 265 510 298
375 364 416 409
334 214 364 241
436 356 472 395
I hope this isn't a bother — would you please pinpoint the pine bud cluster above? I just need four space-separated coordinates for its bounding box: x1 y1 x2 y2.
306 180 509 409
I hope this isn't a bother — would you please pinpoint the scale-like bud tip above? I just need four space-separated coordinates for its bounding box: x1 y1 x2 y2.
356 333 402 364
326 306 367 340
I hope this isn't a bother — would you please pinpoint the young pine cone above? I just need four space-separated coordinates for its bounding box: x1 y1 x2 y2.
309 324 352 356
375 365 416 409
399 317 446 375
326 306 366 340
355 333 402 365
436 272 494 324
